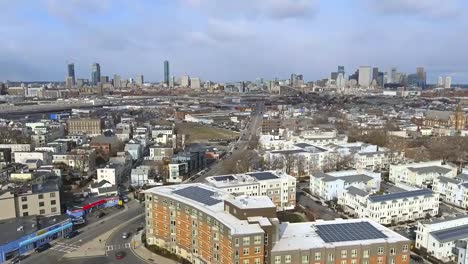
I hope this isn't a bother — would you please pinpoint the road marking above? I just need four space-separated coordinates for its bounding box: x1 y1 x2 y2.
106 243 130 251
51 243 80 253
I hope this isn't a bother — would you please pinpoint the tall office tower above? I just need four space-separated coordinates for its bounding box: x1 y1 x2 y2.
445 76 452 89
136 74 144 86
169 76 175 88
67 63 75 85
390 67 397 83
113 74 121 88
91 63 101 85
336 73 345 89
290 74 303 87
290 74 297 86
338 65 345 76
190 77 201 89
416 67 427 86
358 66 372 88
377 72 384 87
437 76 444 87
100 76 109 84
164 60 170 85
372 67 379 81
181 75 190 87
330 72 338 80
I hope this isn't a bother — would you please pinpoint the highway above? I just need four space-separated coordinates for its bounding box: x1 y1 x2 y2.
192 100 264 181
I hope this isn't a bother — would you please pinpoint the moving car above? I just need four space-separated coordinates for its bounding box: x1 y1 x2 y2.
122 232 129 239
35 243 51 253
96 212 106 218
115 251 126 260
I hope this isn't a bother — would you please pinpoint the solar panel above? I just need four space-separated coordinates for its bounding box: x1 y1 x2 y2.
213 175 236 182
431 224 468 243
173 186 221 206
316 222 388 243
368 189 433 203
248 172 279 181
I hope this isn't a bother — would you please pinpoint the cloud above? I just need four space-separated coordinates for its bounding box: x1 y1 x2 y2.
180 0 319 20
366 0 461 19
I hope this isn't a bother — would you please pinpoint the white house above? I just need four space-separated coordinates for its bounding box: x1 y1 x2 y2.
124 143 142 160
310 170 381 201
205 171 296 211
390 160 458 187
339 188 439 225
416 214 468 263
14 151 51 165
148 147 173 161
168 163 188 183
97 164 124 185
433 172 468 209
131 165 152 187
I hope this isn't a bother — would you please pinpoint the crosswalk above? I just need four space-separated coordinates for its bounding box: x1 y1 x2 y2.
106 243 131 251
51 242 80 253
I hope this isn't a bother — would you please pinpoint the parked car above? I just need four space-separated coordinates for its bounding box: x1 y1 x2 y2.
122 232 129 239
65 230 78 239
35 243 51 253
11 255 28 263
115 251 126 260
96 212 106 218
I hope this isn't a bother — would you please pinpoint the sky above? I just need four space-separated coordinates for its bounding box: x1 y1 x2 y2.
1 0 468 83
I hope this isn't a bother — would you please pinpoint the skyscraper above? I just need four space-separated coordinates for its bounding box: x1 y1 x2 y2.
416 67 427 86
67 63 75 85
338 66 345 76
113 74 121 88
164 60 170 85
358 66 372 88
136 74 144 86
181 75 190 87
445 76 452 89
372 67 379 81
437 76 444 87
390 67 397 83
91 63 101 85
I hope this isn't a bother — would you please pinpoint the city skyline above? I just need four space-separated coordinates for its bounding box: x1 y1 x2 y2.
1 0 468 82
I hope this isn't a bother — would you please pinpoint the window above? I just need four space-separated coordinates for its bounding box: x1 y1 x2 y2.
254 235 262 244
243 237 250 246
243 260 249 264
254 247 260 254
328 253 334 261
39 209 45 215
301 255 309 264
363 250 369 258
377 257 383 264
362 261 369 264
390 259 395 264
274 256 281 264
51 207 57 213
22 204 28 210
254 258 260 264
285 255 291 263
341 250 347 258
39 202 45 207
341 261 346 264
235 238 239 246
38 194 44 199
21 196 27 202
351 260 357 264
377 247 384 255
243 248 249 256
402 245 408 252
351 249 357 258
51 200 56 205
390 248 395 255
315 252 321 261
23 212 28 216
402 255 407 262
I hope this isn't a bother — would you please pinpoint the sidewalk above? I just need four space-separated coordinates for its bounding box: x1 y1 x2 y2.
130 231 178 264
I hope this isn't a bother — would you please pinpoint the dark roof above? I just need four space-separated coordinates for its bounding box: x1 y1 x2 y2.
313 172 373 184
431 224 468 243
247 172 279 181
173 186 221 206
316 221 387 243
91 180 112 188
408 166 452 175
212 175 236 182
294 143 314 148
270 149 307 155
346 186 369 197
98 186 118 194
368 189 434 203
437 176 461 185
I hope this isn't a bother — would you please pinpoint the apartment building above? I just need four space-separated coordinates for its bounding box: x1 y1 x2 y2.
0 144 32 153
0 181 61 220
53 148 96 175
67 118 103 136
416 214 468 263
144 183 410 264
389 160 457 187
310 170 381 201
205 171 296 211
432 172 468 209
148 147 174 161
339 188 439 225
168 163 188 183
96 164 124 186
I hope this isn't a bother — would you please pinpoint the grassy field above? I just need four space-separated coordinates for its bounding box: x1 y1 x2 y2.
176 123 239 143
277 212 306 223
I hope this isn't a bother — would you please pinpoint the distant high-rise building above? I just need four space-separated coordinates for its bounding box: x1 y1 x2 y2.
358 66 372 88
372 67 379 81
338 66 345 76
100 76 109 84
336 73 345 89
181 75 190 87
191 77 201 89
330 72 338 81
136 74 144 86
91 63 101 85
67 63 75 85
437 76 444 87
164 60 170 85
65 77 74 89
169 76 175 88
416 67 427 87
76 79 87 87
377 72 384 87
290 74 303 87
113 74 121 88
445 76 452 89
390 67 397 83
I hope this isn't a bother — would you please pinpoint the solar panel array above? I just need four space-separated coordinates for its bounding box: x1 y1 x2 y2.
368 188 433 203
248 172 279 181
431 224 468 243
173 186 221 206
213 175 236 182
316 222 388 243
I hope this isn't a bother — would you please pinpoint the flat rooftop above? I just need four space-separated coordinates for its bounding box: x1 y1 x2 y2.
368 188 434 203
431 223 468 243
205 171 294 188
272 219 408 252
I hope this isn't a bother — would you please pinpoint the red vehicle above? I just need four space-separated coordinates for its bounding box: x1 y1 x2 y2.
115 251 126 260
